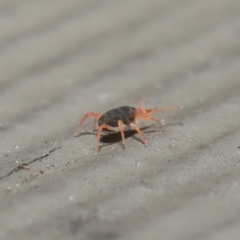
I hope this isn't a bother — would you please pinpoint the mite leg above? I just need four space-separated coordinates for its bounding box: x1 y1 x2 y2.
145 107 182 114
130 123 147 146
135 106 180 125
92 118 98 131
137 116 164 126
140 106 181 115
117 120 125 146
140 97 148 110
74 112 102 136
96 124 118 153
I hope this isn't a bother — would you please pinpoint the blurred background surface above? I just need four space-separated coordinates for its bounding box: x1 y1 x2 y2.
0 1 240 239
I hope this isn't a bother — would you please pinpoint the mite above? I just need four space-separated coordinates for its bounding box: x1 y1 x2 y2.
74 100 180 153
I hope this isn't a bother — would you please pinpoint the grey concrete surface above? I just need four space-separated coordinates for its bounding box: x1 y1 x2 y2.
0 0 240 239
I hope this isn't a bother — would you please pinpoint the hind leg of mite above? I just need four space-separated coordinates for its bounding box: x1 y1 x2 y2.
74 112 102 136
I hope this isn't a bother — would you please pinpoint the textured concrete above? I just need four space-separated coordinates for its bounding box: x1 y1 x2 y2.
0 0 240 239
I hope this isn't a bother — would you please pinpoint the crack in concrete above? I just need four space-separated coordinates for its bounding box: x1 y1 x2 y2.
0 146 62 181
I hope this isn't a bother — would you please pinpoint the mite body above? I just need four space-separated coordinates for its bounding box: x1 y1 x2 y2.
98 106 136 127
74 100 179 152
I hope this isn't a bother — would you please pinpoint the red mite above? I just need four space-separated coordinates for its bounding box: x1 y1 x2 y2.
74 100 180 153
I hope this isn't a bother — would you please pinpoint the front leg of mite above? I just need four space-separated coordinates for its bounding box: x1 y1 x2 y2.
130 122 147 146
140 115 164 126
117 120 125 146
96 124 118 153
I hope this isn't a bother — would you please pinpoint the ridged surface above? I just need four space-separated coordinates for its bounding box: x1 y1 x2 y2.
0 1 240 239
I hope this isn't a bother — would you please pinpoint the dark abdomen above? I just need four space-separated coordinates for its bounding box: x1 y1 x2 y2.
98 106 136 127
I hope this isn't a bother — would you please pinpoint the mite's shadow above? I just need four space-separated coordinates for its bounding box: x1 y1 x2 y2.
77 123 183 149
